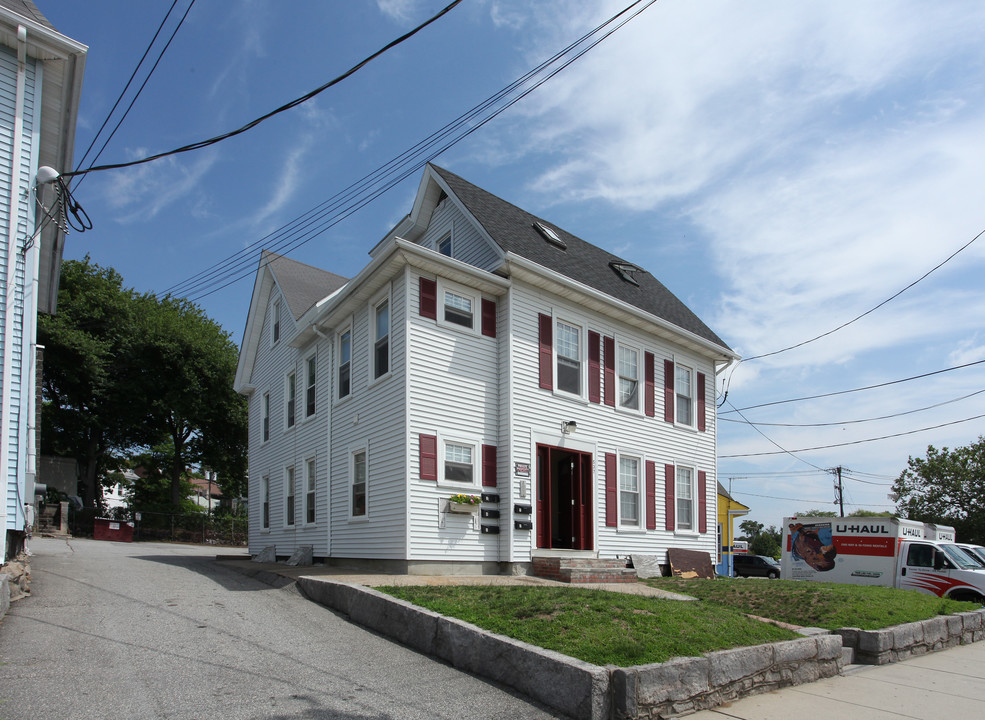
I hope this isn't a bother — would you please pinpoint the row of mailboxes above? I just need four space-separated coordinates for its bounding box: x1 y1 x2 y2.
479 494 533 533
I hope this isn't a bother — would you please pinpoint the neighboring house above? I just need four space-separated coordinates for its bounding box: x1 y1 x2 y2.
0 0 85 560
715 481 749 577
189 473 223 513
234 164 738 574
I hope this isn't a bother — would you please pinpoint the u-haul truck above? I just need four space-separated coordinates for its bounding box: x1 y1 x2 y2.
781 517 985 603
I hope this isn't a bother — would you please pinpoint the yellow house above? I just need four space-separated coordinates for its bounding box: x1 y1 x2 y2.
716 482 749 576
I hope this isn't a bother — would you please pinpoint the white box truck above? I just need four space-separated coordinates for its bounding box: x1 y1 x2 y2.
780 516 985 603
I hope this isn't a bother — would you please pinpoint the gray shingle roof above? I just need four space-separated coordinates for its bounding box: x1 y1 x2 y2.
430 165 730 351
0 0 55 30
262 250 348 320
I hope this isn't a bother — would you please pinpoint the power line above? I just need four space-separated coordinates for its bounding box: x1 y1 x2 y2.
62 0 465 179
719 387 985 427
741 227 985 363
730 490 893 508
721 400 827 472
165 0 658 302
720 358 985 414
73 0 194 185
719 412 985 458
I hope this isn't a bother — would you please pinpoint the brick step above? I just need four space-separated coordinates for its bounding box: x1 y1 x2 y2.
531 556 638 584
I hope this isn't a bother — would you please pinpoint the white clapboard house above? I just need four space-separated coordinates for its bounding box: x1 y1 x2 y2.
234 164 738 577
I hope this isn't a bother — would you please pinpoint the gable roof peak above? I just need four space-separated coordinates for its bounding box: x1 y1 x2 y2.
260 250 348 321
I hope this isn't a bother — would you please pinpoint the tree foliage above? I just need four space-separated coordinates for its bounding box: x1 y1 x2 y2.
893 437 985 544
738 520 781 558
40 257 247 510
795 509 893 518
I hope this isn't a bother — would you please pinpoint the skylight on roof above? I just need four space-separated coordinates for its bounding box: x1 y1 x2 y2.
609 262 642 286
534 222 566 249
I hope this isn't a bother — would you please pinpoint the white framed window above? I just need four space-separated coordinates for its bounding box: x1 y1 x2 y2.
304 354 317 418
305 457 316 525
444 441 475 484
261 476 270 530
676 465 696 532
437 233 452 257
350 447 367 519
555 318 584 397
337 324 352 400
271 299 281 345
285 371 297 428
618 454 642 528
675 362 694 427
436 279 478 334
285 466 296 527
371 292 390 382
262 392 270 442
617 343 640 412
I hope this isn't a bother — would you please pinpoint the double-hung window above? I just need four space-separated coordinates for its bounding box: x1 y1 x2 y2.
556 320 582 396
271 300 281 345
338 328 351 399
618 345 640 411
676 466 694 531
351 450 367 517
444 442 474 484
437 234 452 257
305 457 316 524
261 476 270 529
443 289 473 329
305 356 316 418
262 392 270 442
285 466 295 527
374 299 389 379
286 371 297 428
675 363 693 426
619 455 641 527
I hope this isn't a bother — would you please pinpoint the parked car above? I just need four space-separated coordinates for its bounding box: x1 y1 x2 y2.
733 554 780 579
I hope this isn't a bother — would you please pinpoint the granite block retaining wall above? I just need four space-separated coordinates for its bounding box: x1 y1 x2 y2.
296 577 845 720
835 608 985 665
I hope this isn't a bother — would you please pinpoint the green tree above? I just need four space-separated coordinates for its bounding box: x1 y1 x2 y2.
39 258 147 507
40 258 247 511
738 519 763 540
894 437 985 544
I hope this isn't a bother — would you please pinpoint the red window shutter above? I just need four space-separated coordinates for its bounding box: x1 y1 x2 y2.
538 314 553 390
644 352 655 418
663 359 675 423
646 461 657 530
698 471 708 533
664 464 675 531
419 434 437 481
588 332 601 403
603 336 615 407
697 372 707 432
481 298 497 338
605 453 617 527
419 277 437 320
482 444 497 487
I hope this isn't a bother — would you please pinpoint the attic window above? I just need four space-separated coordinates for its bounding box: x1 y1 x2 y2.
610 262 642 287
534 222 566 250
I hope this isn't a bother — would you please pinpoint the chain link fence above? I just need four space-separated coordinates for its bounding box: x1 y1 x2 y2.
69 508 247 546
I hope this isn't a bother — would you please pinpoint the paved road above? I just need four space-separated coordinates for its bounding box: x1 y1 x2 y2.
0 538 563 720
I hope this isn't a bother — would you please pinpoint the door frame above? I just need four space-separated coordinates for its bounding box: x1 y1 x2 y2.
535 443 594 551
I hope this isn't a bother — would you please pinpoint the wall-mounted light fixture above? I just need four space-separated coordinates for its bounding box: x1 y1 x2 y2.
561 420 578 435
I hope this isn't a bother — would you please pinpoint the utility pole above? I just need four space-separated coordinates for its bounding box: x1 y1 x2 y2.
833 466 844 516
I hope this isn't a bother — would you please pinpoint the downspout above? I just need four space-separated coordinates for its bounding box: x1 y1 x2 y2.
1 25 30 549
312 323 332 558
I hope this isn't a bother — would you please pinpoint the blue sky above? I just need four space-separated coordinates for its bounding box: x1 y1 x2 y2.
41 1 985 529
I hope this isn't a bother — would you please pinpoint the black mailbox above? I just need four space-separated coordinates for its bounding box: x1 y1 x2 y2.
481 508 500 519
514 520 533 531
481 493 500 503
514 504 532 515
481 525 501 534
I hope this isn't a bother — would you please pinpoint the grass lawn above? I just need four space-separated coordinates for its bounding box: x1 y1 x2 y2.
381 579 980 666
642 577 979 630
380 585 800 666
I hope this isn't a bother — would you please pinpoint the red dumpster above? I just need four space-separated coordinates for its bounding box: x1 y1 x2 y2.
93 517 135 542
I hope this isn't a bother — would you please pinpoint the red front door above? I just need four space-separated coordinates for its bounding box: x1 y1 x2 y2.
536 445 593 550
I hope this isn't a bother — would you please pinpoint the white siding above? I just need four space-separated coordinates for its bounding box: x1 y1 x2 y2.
1 48 39 533
507 281 720 563
406 268 502 561
246 288 331 556
328 274 409 559
418 199 500 270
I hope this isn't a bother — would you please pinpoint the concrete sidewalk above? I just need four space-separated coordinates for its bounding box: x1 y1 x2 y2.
689 639 985 719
